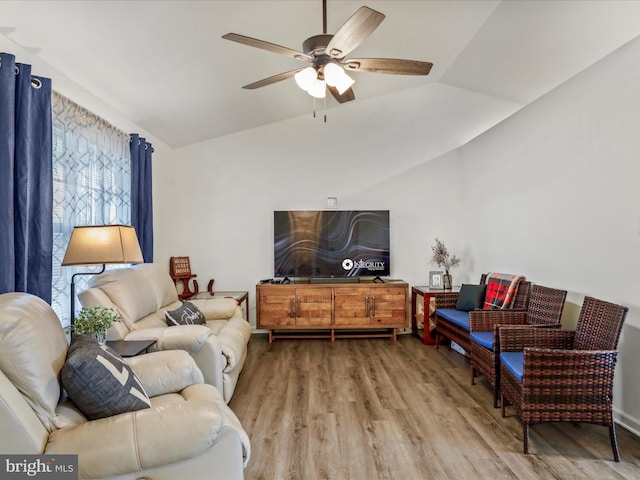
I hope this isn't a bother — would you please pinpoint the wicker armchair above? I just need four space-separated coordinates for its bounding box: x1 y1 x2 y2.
435 275 530 356
470 284 567 408
499 296 628 460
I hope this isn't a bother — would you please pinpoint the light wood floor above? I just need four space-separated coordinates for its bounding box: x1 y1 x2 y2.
229 334 640 479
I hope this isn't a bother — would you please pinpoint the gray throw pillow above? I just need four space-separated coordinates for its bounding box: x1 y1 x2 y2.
61 335 151 420
455 284 487 311
165 301 206 326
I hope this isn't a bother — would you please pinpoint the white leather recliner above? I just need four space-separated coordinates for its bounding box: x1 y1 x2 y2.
78 263 251 403
0 292 250 480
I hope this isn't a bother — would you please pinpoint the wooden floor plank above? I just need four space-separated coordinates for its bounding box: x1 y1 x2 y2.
230 334 640 479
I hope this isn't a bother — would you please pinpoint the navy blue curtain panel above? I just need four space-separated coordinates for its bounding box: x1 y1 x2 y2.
130 133 153 263
0 53 53 301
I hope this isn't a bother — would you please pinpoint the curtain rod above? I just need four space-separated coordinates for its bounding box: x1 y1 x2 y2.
130 136 155 153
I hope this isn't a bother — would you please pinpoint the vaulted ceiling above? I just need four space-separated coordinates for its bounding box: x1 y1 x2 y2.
1 1 640 149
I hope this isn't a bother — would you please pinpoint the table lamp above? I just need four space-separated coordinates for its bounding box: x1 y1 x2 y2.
62 224 144 326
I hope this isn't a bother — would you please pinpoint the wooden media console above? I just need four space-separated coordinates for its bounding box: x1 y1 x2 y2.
256 280 408 342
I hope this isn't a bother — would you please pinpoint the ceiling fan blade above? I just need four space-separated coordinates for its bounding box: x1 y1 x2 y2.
325 7 385 59
222 33 312 62
243 68 305 89
342 58 433 76
328 85 355 104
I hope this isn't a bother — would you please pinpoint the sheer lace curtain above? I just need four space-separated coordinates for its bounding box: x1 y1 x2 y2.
51 92 131 326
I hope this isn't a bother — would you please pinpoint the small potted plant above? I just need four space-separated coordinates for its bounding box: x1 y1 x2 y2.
72 306 122 343
430 237 461 289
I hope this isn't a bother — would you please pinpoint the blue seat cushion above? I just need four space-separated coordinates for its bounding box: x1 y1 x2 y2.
470 331 494 350
436 309 470 331
500 351 524 383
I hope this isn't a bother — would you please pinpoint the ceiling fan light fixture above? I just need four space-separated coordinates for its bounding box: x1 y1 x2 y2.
323 63 342 85
333 74 354 95
324 63 354 95
308 78 326 98
294 66 317 91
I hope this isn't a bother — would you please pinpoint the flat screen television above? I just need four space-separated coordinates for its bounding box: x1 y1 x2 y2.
274 210 390 278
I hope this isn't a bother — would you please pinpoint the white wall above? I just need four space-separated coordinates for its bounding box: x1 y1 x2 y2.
456 34 640 434
155 34 640 435
155 91 470 321
0 37 172 160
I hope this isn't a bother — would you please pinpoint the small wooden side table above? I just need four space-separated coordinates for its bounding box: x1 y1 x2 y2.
192 291 249 320
106 340 156 357
411 286 460 345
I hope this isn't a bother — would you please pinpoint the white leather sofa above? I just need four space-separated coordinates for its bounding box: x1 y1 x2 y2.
78 263 251 403
0 292 250 480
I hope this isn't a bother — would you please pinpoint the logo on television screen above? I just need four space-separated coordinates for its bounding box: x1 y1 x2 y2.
342 258 354 270
342 258 386 272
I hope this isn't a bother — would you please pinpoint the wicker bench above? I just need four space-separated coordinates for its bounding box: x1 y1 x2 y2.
434 275 530 356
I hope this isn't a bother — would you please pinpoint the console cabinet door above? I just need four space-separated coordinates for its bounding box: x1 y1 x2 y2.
370 286 407 326
257 283 408 338
295 287 333 326
334 287 371 325
257 286 296 328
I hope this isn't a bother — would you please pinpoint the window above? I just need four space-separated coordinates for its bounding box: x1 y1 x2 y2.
51 92 131 326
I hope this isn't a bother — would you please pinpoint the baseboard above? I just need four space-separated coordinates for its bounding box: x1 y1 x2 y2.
614 407 640 437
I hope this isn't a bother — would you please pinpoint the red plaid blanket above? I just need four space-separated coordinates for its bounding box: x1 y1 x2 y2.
483 273 524 310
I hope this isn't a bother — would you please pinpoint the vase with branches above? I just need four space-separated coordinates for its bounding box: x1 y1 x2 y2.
430 237 461 289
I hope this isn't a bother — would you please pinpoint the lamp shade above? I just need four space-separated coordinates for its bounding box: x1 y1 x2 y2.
62 225 144 266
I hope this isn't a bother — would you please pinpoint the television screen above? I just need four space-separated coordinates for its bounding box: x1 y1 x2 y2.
274 210 390 278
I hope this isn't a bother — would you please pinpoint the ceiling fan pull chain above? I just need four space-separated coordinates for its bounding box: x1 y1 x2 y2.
309 90 327 122
324 95 327 123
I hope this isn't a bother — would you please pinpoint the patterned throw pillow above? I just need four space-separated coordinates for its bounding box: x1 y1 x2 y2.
165 301 206 326
61 335 151 420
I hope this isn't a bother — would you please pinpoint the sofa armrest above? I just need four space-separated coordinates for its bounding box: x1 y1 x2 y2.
431 293 459 309
523 348 618 392
216 317 252 374
45 384 227 479
125 328 225 395
468 310 527 332
499 325 575 352
126 350 204 397
190 298 241 320
125 325 212 353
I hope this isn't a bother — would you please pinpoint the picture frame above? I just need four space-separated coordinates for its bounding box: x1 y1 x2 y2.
429 270 444 289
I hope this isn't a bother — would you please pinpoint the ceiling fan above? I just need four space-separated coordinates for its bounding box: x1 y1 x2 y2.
222 0 433 104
